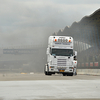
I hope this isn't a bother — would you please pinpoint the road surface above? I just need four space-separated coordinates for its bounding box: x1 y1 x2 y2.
0 73 100 100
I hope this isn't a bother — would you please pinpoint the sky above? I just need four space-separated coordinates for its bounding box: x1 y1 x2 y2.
0 0 100 47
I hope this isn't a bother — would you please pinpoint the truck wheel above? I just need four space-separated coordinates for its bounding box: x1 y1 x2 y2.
44 65 49 75
63 73 66 76
70 73 73 76
48 73 52 75
66 73 69 76
45 71 52 75
45 71 47 75
47 65 52 75
67 73 73 76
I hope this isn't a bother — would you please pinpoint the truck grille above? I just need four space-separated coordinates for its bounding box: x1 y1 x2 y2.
57 59 72 66
57 59 66 66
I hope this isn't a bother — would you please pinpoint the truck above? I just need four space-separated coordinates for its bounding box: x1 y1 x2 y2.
44 36 77 76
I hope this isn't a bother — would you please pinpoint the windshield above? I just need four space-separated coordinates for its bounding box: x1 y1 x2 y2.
51 49 73 56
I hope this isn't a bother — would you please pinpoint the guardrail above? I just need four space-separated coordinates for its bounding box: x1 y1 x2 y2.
77 69 100 75
78 62 99 69
77 62 100 75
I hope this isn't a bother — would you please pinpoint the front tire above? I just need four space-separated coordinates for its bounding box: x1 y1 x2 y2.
63 73 66 76
45 71 52 75
69 73 73 76
45 71 47 75
67 73 73 76
44 65 52 76
47 72 52 75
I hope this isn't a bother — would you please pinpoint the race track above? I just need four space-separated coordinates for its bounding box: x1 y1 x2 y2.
0 73 100 100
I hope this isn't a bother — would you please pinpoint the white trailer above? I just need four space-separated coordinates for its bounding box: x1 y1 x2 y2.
44 36 77 76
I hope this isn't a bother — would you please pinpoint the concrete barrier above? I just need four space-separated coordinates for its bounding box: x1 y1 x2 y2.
77 69 100 75
92 69 98 75
88 69 93 75
77 69 82 74
98 69 100 75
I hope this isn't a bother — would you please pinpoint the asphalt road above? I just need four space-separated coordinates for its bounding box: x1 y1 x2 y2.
0 73 100 100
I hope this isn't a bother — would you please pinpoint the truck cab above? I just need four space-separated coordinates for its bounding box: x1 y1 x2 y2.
44 36 77 76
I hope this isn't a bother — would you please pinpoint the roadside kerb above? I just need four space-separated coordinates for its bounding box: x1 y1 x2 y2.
77 69 100 75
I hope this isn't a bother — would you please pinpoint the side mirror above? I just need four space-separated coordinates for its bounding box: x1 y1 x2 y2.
74 51 77 56
73 51 77 60
73 51 77 56
46 48 49 54
74 56 77 60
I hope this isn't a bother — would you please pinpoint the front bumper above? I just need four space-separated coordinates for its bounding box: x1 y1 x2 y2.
49 68 74 73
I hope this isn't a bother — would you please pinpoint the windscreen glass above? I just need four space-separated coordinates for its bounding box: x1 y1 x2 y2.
51 49 73 56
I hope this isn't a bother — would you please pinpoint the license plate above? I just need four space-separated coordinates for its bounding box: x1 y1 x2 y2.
59 70 64 72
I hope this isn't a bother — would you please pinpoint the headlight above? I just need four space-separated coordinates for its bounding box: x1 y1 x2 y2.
69 67 73 69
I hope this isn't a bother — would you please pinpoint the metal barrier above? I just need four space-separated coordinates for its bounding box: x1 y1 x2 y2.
77 62 100 75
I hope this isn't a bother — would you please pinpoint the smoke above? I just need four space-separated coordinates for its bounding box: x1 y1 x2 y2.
0 0 100 72
56 8 100 69
0 0 99 47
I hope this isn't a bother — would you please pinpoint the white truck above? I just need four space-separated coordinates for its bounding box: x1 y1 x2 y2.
44 36 77 76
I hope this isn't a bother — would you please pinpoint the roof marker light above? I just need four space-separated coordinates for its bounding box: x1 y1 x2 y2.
58 39 60 42
69 40 71 42
55 39 57 41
